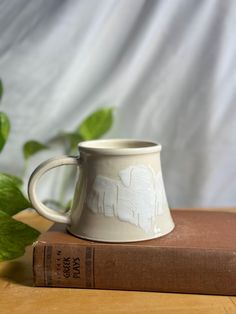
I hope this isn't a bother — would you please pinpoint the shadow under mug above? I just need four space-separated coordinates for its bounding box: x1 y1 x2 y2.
28 139 175 242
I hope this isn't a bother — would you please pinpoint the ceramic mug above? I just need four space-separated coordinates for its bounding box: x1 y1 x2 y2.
28 139 175 242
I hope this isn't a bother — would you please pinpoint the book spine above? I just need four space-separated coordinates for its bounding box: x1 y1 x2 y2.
33 243 236 295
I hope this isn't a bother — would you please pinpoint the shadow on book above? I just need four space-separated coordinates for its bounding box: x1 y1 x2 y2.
0 246 34 287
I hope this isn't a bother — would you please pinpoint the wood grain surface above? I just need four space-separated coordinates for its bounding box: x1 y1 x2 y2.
0 209 236 314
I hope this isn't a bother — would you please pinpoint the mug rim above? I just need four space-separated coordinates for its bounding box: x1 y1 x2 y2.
78 139 161 155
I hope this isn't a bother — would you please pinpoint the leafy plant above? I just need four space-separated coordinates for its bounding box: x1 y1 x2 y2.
0 79 114 261
23 140 48 161
0 210 39 261
79 107 113 140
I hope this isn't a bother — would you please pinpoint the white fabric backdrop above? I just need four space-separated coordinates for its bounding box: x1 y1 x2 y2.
0 0 236 208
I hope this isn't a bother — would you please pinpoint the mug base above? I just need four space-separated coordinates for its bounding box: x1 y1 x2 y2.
66 223 175 243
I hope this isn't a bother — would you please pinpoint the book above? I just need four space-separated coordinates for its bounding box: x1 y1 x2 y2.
33 210 236 295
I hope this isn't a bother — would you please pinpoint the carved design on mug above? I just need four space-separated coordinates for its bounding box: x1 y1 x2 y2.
87 165 167 232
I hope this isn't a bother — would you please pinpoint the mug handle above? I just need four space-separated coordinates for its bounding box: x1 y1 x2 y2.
28 155 80 224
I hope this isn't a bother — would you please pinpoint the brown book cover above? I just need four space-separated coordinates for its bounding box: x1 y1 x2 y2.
33 210 236 295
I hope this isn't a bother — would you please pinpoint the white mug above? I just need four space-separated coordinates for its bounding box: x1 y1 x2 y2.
28 139 175 242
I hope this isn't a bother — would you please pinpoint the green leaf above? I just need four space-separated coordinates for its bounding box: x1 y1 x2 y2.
0 112 10 152
62 132 83 151
0 209 8 217
79 107 114 140
0 173 31 216
1 173 23 187
0 80 3 101
65 199 72 212
23 140 48 160
0 210 40 261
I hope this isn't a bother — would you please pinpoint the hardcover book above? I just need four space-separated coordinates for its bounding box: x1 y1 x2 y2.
33 210 236 295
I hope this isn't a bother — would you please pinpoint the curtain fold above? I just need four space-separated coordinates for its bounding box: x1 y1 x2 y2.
0 0 235 207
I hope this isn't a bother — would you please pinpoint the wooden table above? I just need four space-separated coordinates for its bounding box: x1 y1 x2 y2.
0 209 236 314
